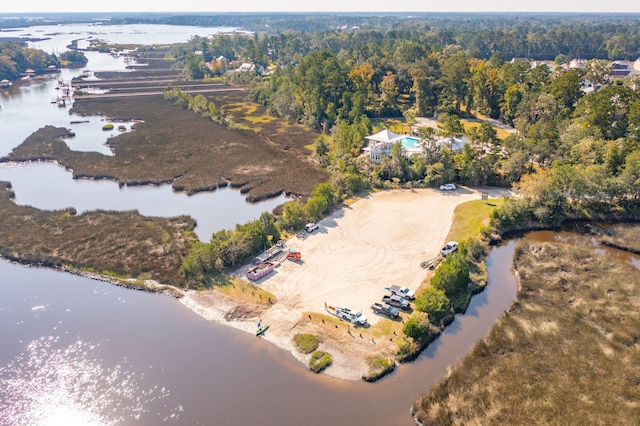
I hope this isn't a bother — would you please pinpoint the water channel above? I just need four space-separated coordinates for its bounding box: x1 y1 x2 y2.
0 24 286 241
2 23 640 425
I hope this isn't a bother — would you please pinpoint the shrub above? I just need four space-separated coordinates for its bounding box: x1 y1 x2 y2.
403 311 430 339
415 287 451 326
431 251 470 297
309 351 332 373
293 333 320 354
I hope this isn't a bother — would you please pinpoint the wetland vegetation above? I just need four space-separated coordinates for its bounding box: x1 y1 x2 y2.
412 230 640 424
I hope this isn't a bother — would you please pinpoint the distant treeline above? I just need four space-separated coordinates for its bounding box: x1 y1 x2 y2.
2 13 640 60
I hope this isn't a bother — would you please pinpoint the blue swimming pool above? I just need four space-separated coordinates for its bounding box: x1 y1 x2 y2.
400 136 421 150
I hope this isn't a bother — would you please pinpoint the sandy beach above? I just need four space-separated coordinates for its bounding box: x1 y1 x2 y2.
180 187 510 380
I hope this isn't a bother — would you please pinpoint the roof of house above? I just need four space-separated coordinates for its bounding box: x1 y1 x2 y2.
365 129 402 143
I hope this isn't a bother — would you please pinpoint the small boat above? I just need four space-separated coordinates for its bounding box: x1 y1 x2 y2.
256 324 269 336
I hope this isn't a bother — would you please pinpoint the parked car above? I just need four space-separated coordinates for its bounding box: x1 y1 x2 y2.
439 183 456 191
440 241 459 256
305 222 319 233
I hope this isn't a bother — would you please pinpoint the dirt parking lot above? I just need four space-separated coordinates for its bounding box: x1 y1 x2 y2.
255 187 507 327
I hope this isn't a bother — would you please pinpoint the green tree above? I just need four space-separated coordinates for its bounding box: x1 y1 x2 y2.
415 287 450 325
403 311 430 340
430 252 470 297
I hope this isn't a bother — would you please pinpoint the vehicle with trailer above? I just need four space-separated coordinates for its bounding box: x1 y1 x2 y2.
325 303 368 325
440 241 459 256
371 302 400 318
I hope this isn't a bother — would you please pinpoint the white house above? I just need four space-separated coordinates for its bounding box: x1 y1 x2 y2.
363 129 469 163
362 129 403 162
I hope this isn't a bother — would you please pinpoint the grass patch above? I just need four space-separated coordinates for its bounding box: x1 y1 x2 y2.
447 198 506 242
362 355 396 382
309 350 332 373
214 277 276 304
413 239 640 424
461 119 512 140
293 333 321 354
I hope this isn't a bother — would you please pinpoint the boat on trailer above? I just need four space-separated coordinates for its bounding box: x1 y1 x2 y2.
246 261 275 281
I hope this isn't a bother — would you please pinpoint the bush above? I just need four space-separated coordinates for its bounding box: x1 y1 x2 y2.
293 333 320 354
403 311 430 339
431 251 470 297
415 287 451 326
309 351 332 373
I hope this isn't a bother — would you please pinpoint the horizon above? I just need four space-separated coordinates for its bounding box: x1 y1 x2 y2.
2 0 640 15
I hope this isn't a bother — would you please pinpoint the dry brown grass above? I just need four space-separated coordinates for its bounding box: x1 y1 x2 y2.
592 223 640 253
0 182 197 286
413 239 640 425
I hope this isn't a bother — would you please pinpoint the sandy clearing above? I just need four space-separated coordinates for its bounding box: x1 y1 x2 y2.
180 186 511 380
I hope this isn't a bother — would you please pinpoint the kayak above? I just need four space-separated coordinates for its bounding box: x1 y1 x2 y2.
256 324 269 336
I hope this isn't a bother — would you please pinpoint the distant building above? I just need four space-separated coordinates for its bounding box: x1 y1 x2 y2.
569 59 587 69
611 61 632 78
531 60 557 72
237 63 255 72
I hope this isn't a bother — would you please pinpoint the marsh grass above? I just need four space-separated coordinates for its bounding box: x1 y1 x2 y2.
362 355 396 382
0 184 197 286
214 277 276 304
40 58 327 201
592 223 640 253
293 333 321 354
309 351 332 373
413 240 640 424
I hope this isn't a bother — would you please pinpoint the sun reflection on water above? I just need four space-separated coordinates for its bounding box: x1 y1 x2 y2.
0 336 179 425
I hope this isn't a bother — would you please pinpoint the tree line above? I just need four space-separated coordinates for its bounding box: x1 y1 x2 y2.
0 42 86 81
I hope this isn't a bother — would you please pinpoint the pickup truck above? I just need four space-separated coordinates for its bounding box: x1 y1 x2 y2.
371 302 400 318
385 285 415 300
382 294 411 310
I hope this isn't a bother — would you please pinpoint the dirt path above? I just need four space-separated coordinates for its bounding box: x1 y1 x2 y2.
180 186 511 380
